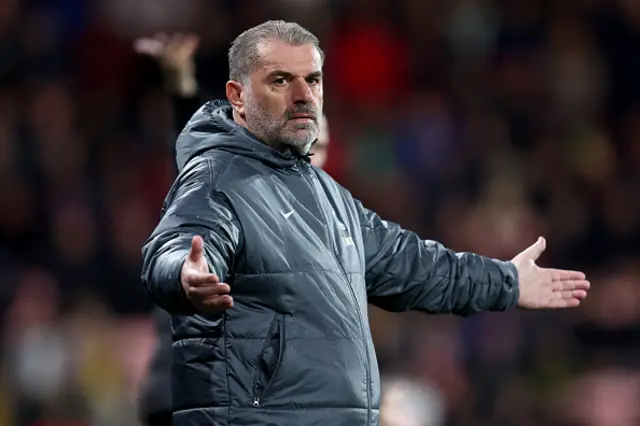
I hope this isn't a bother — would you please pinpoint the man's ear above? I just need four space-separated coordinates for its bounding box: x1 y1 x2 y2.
226 80 245 116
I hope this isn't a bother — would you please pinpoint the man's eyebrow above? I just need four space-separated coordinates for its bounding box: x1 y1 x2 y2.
267 70 323 79
268 70 293 79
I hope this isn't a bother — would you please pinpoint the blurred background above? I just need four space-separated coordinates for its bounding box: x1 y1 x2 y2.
1 0 640 425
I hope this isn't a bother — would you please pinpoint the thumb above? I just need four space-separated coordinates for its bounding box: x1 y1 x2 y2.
188 235 205 262
520 237 546 261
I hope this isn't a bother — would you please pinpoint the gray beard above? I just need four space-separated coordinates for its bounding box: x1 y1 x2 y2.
244 99 320 155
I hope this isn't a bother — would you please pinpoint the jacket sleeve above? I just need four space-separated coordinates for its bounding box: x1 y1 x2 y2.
357 201 519 316
141 156 241 315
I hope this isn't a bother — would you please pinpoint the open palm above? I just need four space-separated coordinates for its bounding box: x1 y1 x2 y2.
512 237 590 309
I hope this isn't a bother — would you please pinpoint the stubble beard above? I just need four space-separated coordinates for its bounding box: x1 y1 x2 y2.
244 95 320 156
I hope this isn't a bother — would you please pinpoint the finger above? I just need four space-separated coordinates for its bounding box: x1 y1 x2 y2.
553 280 590 291
186 34 200 45
557 290 587 299
185 283 230 300
188 235 205 262
571 289 587 299
549 297 581 308
201 295 234 312
183 34 200 55
167 34 181 52
168 33 187 54
134 38 164 56
520 237 546 261
545 291 587 309
544 290 587 308
550 269 586 281
183 270 220 286
154 33 168 43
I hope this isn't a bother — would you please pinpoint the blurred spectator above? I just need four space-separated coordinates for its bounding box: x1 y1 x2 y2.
563 367 640 426
380 375 445 426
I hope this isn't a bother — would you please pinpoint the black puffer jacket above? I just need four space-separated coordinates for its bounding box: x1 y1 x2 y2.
141 100 520 426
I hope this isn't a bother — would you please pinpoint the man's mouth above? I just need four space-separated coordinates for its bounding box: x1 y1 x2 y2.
290 113 316 121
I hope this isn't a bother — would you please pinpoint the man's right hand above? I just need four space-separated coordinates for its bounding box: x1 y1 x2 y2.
181 235 234 313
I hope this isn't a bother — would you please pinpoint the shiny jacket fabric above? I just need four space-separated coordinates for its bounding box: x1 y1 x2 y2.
141 100 520 426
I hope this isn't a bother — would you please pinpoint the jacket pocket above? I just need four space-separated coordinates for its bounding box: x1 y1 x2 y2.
251 313 285 408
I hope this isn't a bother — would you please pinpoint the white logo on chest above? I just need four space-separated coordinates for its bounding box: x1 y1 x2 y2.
281 209 295 219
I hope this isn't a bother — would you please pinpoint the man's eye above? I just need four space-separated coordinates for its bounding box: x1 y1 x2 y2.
273 78 287 85
307 78 320 85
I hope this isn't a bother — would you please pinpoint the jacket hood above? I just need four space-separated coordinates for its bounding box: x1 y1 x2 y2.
176 100 312 172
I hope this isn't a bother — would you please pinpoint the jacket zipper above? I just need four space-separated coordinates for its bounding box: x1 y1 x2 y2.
299 161 372 425
251 314 284 408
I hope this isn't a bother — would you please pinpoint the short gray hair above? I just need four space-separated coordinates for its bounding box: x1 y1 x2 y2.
228 20 324 83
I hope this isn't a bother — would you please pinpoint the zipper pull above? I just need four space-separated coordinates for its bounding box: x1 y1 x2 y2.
252 397 260 408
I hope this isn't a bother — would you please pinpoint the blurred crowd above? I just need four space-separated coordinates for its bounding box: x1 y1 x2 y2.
1 0 640 425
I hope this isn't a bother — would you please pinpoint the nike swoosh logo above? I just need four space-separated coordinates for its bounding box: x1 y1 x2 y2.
281 210 295 219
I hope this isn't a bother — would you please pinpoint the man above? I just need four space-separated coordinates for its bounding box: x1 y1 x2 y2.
134 32 331 426
141 21 590 426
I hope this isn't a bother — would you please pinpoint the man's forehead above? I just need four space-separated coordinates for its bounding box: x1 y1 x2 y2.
255 40 323 74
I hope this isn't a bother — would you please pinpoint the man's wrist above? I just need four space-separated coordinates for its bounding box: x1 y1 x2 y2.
163 63 198 97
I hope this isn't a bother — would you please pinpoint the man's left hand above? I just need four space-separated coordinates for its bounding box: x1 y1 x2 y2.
513 237 590 309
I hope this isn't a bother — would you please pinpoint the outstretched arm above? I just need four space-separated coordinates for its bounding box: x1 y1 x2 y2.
358 201 589 315
141 156 240 315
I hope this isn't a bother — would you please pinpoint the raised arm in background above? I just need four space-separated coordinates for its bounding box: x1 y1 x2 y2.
133 32 204 426
135 33 204 149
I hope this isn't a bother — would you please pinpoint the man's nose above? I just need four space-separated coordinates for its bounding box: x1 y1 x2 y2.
291 78 314 103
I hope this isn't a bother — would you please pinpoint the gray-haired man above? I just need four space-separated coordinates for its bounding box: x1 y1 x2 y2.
134 31 331 426
141 20 589 426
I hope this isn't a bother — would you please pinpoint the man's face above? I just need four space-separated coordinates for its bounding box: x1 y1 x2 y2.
242 40 323 155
